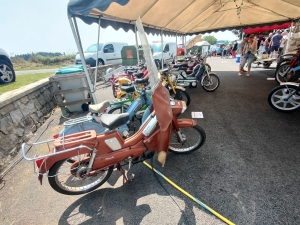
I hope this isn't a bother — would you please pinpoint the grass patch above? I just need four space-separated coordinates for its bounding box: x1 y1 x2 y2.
0 72 53 95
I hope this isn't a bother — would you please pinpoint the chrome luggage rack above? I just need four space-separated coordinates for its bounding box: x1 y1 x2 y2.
63 116 94 126
104 66 126 81
22 130 96 174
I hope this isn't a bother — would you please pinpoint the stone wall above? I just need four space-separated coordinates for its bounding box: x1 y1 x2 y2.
0 64 121 171
0 78 56 171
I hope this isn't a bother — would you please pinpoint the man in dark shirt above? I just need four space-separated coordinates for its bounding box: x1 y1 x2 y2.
269 30 283 58
257 34 265 49
265 33 273 56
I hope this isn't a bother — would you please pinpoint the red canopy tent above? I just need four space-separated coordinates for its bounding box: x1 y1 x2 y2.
243 22 293 34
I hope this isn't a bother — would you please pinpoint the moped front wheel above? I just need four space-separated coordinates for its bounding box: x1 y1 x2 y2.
268 84 300 112
169 89 191 106
48 156 114 195
169 125 206 154
275 63 293 84
201 73 220 92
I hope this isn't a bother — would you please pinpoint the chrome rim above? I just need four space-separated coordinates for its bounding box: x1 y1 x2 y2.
53 155 109 193
202 75 218 90
271 87 300 110
169 127 201 153
0 64 13 82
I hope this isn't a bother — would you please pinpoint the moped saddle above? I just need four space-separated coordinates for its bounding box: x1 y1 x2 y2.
89 100 110 113
101 113 130 130
135 77 149 84
127 70 136 75
133 72 144 78
121 85 135 93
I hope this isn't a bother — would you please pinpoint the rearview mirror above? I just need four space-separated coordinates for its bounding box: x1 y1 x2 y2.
103 49 108 53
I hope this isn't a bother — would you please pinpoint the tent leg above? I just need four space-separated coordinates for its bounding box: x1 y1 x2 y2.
184 35 187 55
175 33 177 61
69 17 98 104
135 25 140 64
94 17 101 90
161 30 163 70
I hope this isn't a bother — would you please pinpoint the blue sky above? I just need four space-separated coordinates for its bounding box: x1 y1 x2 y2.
0 0 238 56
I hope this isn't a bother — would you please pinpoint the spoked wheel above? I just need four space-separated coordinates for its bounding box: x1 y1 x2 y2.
168 125 206 154
201 73 220 92
48 155 114 195
107 105 129 114
169 89 191 106
268 84 300 112
275 64 294 84
263 61 272 68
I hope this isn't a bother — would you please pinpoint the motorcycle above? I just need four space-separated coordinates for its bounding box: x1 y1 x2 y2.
173 54 211 74
275 46 300 84
21 19 206 195
170 60 220 92
161 69 191 106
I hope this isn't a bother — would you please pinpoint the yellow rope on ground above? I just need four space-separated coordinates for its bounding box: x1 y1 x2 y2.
143 161 235 225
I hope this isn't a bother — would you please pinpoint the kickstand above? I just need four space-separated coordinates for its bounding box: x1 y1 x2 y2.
117 163 130 184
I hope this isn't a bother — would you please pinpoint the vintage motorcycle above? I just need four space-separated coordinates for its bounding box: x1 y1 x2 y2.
170 60 220 92
22 19 206 195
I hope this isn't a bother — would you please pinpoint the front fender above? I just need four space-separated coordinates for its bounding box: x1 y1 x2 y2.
279 82 300 87
174 86 186 91
176 119 197 128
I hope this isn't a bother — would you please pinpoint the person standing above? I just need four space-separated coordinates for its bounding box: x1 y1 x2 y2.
238 34 257 76
239 34 250 72
265 33 273 56
257 34 265 56
231 41 238 58
269 30 283 58
278 31 288 57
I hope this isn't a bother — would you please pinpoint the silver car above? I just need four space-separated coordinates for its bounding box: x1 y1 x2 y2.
0 48 16 84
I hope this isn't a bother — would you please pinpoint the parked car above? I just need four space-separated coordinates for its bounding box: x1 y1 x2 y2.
75 42 128 67
150 42 176 68
0 48 16 84
209 46 223 56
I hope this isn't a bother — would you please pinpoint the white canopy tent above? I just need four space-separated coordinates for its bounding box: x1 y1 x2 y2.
67 0 300 103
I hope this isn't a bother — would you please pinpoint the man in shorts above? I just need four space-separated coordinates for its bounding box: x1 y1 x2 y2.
269 30 283 58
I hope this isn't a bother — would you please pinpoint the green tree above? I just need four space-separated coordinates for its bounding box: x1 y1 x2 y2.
201 35 217 45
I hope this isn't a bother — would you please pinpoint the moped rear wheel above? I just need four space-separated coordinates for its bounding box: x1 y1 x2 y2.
201 73 220 92
169 125 206 154
107 105 129 114
48 155 114 195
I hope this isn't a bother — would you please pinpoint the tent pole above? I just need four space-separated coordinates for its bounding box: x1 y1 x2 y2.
175 33 177 61
161 30 164 70
94 17 101 90
185 35 187 55
69 17 98 104
135 24 140 64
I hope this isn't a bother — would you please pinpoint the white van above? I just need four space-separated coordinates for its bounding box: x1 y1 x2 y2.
75 42 128 67
150 42 176 67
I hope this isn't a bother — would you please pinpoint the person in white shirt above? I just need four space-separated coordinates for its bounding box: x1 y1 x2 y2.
278 31 288 57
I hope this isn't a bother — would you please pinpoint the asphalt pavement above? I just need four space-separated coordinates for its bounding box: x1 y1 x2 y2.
1 57 300 225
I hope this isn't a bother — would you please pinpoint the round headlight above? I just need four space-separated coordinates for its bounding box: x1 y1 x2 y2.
171 75 176 83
